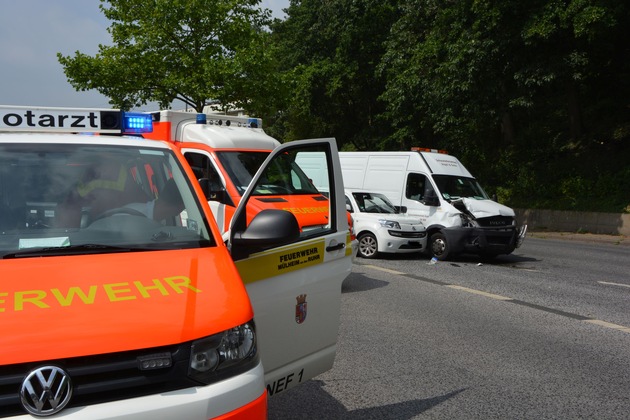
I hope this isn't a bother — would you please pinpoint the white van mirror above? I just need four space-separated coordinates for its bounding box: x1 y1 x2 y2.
422 190 440 207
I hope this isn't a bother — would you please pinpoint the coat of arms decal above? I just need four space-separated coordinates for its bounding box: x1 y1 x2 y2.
295 294 307 324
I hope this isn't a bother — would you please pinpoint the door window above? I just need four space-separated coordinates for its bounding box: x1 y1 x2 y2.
406 173 434 201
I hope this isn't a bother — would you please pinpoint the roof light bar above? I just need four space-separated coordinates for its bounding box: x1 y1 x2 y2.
122 112 153 134
0 105 153 134
411 147 449 154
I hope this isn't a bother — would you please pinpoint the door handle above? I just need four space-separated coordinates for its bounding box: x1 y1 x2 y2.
326 242 346 252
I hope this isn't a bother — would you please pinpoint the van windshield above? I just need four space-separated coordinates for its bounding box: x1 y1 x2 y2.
0 143 214 259
216 151 321 196
432 175 489 200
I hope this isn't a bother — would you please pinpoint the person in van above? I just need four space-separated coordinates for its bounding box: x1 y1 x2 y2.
56 158 183 227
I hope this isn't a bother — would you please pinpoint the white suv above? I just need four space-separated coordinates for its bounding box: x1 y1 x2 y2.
345 189 427 259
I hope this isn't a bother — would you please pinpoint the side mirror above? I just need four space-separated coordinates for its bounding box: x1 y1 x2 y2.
231 209 300 260
422 190 440 207
346 203 353 212
198 178 231 205
394 206 407 214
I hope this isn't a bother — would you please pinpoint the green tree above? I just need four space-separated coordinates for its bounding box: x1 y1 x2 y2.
379 0 629 211
270 0 400 148
58 0 278 113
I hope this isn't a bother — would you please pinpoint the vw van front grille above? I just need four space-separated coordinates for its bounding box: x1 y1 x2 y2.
0 340 257 417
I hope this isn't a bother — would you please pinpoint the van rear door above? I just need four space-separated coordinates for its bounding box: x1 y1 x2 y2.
229 138 351 396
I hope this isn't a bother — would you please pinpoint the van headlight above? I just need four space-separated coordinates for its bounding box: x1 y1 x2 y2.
379 219 401 229
188 321 257 384
459 213 479 228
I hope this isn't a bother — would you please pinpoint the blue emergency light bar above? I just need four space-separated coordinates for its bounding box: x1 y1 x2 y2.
122 112 153 134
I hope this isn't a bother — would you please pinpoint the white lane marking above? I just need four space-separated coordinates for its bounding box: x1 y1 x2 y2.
363 265 406 275
584 320 630 334
446 285 513 301
361 265 630 334
598 281 630 289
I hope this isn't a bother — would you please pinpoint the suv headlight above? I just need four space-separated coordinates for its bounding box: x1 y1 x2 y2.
188 321 257 384
379 219 401 229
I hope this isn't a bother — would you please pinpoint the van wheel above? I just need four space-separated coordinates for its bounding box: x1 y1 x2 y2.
430 232 450 261
358 233 378 259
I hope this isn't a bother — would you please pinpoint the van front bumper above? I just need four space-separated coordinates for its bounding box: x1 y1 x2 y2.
444 225 522 256
7 361 266 420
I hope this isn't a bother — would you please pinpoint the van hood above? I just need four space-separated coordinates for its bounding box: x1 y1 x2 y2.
457 198 515 219
1 247 252 365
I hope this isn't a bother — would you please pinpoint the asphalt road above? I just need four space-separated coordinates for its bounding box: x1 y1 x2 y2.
268 235 630 419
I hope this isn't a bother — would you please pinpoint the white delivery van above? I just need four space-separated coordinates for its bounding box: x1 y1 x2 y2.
339 149 527 260
344 189 426 259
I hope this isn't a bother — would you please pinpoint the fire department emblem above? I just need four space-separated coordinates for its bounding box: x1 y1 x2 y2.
295 294 307 324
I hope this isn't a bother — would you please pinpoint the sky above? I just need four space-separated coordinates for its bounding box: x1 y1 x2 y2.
0 0 288 110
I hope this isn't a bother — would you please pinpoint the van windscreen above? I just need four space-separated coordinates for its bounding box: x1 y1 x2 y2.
432 175 489 200
0 143 214 258
216 151 321 196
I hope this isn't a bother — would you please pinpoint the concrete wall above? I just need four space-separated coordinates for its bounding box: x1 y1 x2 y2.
515 209 630 236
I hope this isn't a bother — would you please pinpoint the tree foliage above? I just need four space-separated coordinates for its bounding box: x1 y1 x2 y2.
275 0 630 212
58 0 279 113
269 0 400 148
58 0 629 212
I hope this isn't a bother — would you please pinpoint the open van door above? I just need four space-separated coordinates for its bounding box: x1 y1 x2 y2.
229 138 352 396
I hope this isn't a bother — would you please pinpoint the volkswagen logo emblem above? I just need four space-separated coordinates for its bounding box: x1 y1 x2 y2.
20 366 73 416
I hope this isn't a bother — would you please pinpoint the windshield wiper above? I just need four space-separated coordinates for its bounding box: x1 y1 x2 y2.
1 244 141 259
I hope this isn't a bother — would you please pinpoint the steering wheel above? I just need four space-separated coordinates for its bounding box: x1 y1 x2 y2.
92 207 148 222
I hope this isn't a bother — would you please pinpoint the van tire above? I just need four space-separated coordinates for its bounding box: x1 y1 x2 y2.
430 232 450 261
358 233 379 259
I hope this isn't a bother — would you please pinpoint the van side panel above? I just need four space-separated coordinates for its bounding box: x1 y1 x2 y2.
337 155 368 189
364 156 409 205
339 154 409 206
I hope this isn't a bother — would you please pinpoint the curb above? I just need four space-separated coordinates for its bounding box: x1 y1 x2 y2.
527 231 629 246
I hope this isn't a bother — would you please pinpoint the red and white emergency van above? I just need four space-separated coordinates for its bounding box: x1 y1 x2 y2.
142 109 356 257
0 105 352 419
143 110 327 234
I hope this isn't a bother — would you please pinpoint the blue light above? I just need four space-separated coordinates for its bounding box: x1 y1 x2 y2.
122 112 153 133
248 118 261 129
196 113 207 124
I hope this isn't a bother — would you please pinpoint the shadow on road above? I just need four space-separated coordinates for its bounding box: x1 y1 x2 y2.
269 379 466 419
342 272 388 293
